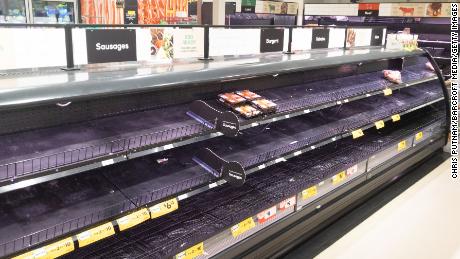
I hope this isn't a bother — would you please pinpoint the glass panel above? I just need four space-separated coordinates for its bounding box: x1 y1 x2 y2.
31 0 75 24
0 0 27 23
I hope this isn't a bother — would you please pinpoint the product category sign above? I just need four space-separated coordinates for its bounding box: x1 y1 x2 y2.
242 0 256 13
260 28 284 53
311 28 329 49
370 28 384 46
86 29 137 64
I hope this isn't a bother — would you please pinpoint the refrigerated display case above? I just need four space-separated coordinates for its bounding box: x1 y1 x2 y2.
31 0 75 24
0 0 76 24
0 0 27 23
0 47 448 259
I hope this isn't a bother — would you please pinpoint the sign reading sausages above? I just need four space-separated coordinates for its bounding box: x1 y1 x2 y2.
86 29 137 64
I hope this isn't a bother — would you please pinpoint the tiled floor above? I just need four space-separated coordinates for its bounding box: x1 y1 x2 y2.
315 157 460 259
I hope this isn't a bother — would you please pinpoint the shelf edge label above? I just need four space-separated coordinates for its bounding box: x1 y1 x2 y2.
231 217 256 238
116 208 150 231
175 242 204 259
398 140 407 151
13 237 74 259
302 186 318 200
392 114 401 122
77 222 115 248
279 196 296 210
375 120 385 129
415 131 423 141
383 88 393 96
257 206 277 224
149 197 179 219
352 129 364 139
332 171 346 184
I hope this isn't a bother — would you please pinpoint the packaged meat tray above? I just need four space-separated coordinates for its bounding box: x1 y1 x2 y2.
236 90 262 100
383 70 402 84
234 105 262 118
218 93 246 106
251 98 277 114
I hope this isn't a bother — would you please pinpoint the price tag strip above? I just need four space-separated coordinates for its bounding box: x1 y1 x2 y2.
13 237 74 259
149 197 179 219
175 242 204 259
76 222 115 248
116 208 150 231
231 217 256 238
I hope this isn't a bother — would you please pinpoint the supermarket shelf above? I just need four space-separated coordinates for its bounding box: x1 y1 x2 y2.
0 63 436 193
0 89 444 258
0 104 215 193
0 48 423 109
193 84 444 183
49 115 445 259
188 65 436 136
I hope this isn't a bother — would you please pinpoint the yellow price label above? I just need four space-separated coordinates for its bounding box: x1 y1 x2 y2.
415 132 423 141
375 120 385 129
231 217 256 238
398 140 407 151
302 186 318 200
149 198 179 219
332 171 346 184
175 242 204 259
352 129 364 139
12 238 74 259
77 222 115 248
383 88 393 96
116 208 150 231
392 114 401 122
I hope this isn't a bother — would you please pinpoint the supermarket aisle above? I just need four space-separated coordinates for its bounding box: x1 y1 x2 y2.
285 152 460 259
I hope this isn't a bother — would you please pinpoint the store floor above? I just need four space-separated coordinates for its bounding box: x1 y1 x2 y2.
284 151 459 259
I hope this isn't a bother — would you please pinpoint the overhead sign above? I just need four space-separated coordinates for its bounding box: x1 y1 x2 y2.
86 29 137 64
257 1 298 15
260 28 284 53
242 0 256 13
358 3 379 17
311 28 329 49
124 0 138 24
